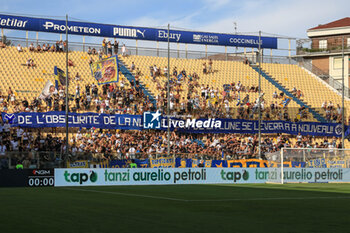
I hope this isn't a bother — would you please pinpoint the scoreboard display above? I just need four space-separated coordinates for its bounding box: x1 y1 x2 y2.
27 169 55 187
0 169 55 187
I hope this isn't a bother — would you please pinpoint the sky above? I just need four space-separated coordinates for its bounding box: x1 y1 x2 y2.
0 0 349 55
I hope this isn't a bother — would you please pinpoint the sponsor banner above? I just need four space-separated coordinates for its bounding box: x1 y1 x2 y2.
54 168 350 186
97 159 149 168
67 160 89 168
150 157 175 168
227 159 268 168
307 159 347 168
176 158 311 168
90 56 119 85
1 112 347 137
0 14 277 49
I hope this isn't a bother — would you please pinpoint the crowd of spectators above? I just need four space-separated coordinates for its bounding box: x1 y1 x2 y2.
129 60 317 122
0 117 343 169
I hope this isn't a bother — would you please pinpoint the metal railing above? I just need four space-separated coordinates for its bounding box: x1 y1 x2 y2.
0 151 220 169
1 35 295 64
293 57 350 98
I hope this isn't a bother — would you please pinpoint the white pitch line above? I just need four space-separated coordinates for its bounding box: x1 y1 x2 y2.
63 187 188 202
187 196 350 202
62 187 350 203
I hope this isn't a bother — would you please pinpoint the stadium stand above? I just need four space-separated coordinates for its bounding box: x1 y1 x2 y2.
261 63 350 122
0 42 349 169
120 55 315 121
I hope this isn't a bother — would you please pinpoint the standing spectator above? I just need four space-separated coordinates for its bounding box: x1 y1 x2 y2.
107 41 112 55
164 66 168 77
7 87 13 102
98 49 103 60
202 62 207 74
3 120 10 135
130 62 135 71
121 44 126 56
0 141 7 169
114 39 119 55
208 59 213 73
102 39 107 54
75 84 80 99
85 84 91 95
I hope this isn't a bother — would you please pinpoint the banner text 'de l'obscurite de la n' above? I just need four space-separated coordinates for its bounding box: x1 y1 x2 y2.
0 14 277 49
1 112 346 137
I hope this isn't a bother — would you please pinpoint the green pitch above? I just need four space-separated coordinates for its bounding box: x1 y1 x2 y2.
1 183 350 233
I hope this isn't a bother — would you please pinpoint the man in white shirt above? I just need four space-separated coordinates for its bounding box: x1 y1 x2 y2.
128 146 136 159
10 139 19 151
121 44 126 56
0 142 6 156
16 128 24 140
17 44 23 52
0 141 7 169
3 120 11 134
0 122 3 134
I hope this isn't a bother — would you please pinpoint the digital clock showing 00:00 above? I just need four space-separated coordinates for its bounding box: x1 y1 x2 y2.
28 177 55 187
27 169 55 187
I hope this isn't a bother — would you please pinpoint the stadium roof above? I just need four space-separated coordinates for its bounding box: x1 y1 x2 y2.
308 17 350 31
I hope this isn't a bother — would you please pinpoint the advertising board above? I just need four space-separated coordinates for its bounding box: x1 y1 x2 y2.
0 14 277 49
54 168 350 186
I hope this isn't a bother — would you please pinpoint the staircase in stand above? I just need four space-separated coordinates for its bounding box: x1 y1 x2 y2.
118 59 157 108
250 64 327 123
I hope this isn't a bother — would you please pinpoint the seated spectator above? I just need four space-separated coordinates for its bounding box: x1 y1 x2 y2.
26 58 35 68
244 57 250 65
58 40 64 52
296 89 303 99
0 41 6 48
75 72 81 81
36 44 42 52
68 59 75 67
87 47 92 55
43 44 49 52
131 62 135 71
272 91 277 98
50 44 56 52
17 44 23 52
29 43 35 52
